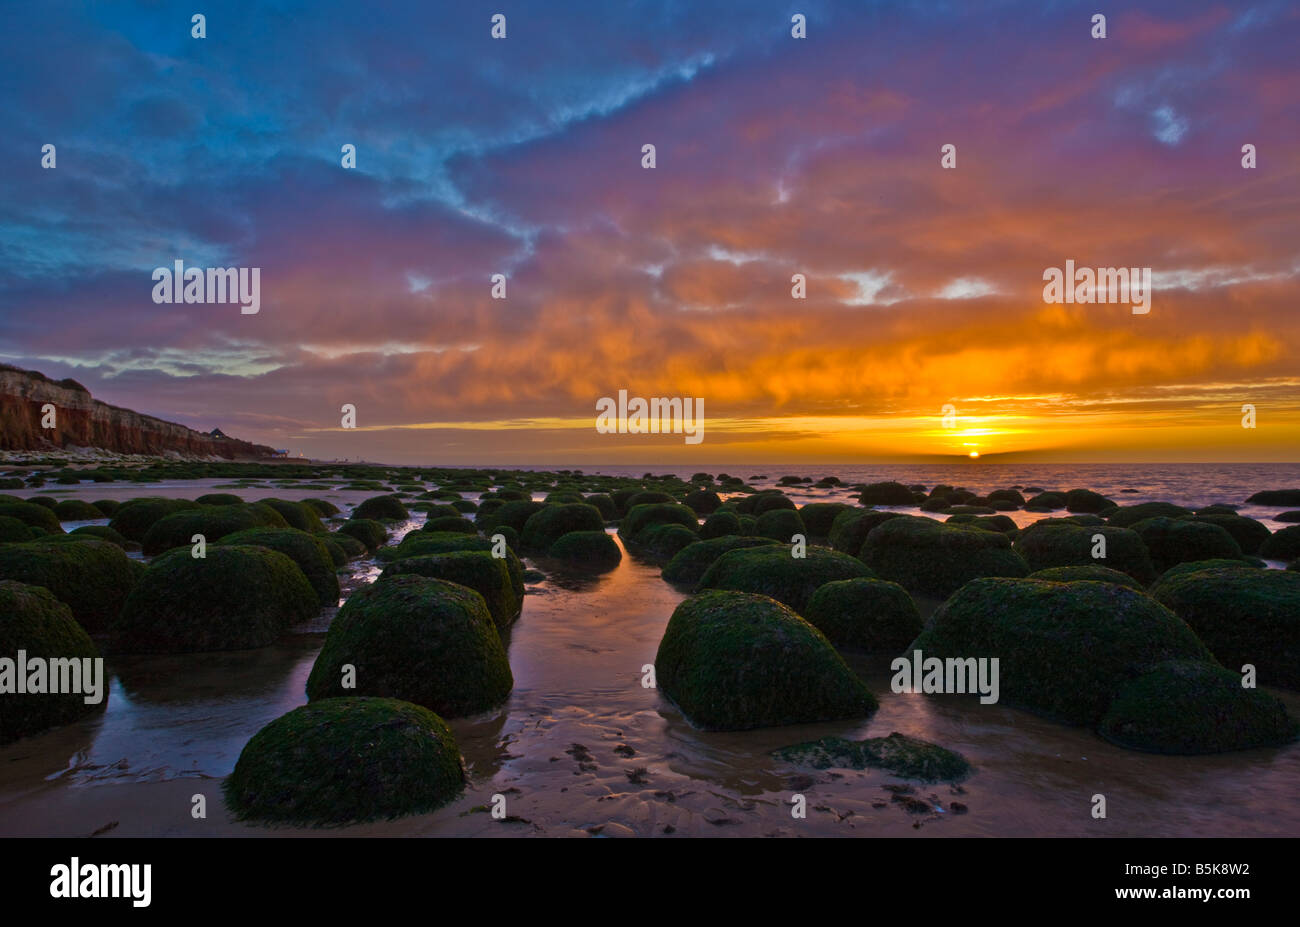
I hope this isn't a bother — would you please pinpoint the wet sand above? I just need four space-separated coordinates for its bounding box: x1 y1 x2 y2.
2 477 1298 837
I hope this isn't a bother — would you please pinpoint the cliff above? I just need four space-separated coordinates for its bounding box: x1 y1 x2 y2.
0 364 276 459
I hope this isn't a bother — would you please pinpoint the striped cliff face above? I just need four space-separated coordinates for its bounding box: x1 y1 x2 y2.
0 366 274 459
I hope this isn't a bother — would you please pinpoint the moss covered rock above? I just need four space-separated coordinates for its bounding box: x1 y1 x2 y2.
772 732 970 781
67 525 132 549
1024 491 1067 511
1259 525 1300 562
954 513 1020 533
1106 502 1193 527
858 481 916 506
477 499 544 533
303 497 341 517
217 528 340 606
803 578 922 651
583 493 617 519
378 532 524 597
634 522 701 558
756 508 805 542
0 501 64 534
911 578 1212 726
338 518 387 551
259 498 325 533
1012 522 1156 585
330 531 368 560
306 575 512 717
661 536 779 586
51 499 104 521
827 508 906 556
0 581 106 745
520 503 604 551
1098 660 1298 754
699 510 741 540
548 530 621 572
1065 488 1115 513
627 490 677 509
1246 489 1300 506
353 495 410 522
698 544 873 614
654 590 877 731
223 697 464 826
107 497 201 542
141 503 290 556
0 539 139 634
619 503 699 542
195 493 244 506
0 515 35 542
112 546 317 653
380 551 521 630
1148 558 1263 598
1027 565 1144 590
1130 516 1244 574
860 515 1029 598
1151 567 1300 690
1189 513 1271 555
423 515 478 534
683 489 722 515
797 503 852 538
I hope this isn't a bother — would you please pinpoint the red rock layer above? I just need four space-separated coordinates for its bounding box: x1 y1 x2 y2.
0 365 275 459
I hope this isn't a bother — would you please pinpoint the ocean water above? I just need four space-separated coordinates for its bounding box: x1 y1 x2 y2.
517 462 1300 533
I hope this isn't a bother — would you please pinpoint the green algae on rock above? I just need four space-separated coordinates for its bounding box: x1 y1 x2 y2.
756 508 805 541
654 590 876 731
1026 564 1145 590
698 544 874 614
141 503 290 556
803 578 923 651
51 499 104 521
380 550 521 629
217 528 341 606
112 545 317 653
1151 567 1300 691
352 495 410 521
619 502 699 543
910 578 1212 727
1012 521 1155 585
548 530 621 572
827 508 906 556
661 536 780 586
772 732 971 782
1259 525 1300 562
520 503 604 551
1098 660 1298 754
107 497 201 542
0 581 106 745
337 517 388 551
223 697 465 826
306 575 512 717
1129 516 1244 574
0 538 140 634
0 501 65 534
699 510 742 540
860 515 1029 598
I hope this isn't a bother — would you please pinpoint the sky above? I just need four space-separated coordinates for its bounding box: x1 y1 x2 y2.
1 0 1297 465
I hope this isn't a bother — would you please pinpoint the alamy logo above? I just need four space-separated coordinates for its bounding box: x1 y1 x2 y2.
595 389 704 444
1042 260 1151 314
152 260 261 314
891 650 1000 704
0 651 104 704
50 858 151 907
